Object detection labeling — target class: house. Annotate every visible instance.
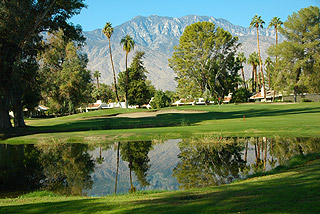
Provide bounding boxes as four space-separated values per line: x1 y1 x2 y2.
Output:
223 93 233 104
249 88 283 102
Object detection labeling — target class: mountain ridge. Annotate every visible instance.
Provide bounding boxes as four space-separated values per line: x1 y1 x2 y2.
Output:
83 15 282 91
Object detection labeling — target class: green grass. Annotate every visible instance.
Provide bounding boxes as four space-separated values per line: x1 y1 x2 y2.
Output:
1 154 319 213
1 102 320 143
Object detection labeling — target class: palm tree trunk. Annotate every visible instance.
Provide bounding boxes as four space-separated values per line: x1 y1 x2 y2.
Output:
254 66 258 92
268 65 271 90
115 142 120 194
252 66 255 92
273 28 278 102
256 27 266 99
125 51 128 109
241 67 246 89
96 77 99 89
108 38 120 103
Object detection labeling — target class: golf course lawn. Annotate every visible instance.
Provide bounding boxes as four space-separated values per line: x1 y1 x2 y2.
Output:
1 154 319 214
1 102 320 143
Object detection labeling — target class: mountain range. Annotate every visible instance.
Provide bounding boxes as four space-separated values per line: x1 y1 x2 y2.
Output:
83 15 283 91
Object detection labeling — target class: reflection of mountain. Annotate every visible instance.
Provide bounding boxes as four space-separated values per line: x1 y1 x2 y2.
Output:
87 139 181 196
84 15 284 91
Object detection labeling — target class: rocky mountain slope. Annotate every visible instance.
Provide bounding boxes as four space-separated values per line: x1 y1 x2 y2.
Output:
83 15 283 91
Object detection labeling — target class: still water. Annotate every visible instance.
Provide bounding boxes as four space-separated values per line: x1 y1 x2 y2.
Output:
1 137 319 197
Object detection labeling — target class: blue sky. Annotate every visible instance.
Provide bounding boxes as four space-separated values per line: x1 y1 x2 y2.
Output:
70 0 320 31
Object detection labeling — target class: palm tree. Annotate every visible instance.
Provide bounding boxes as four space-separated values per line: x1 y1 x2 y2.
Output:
250 15 266 99
248 52 259 92
264 57 273 90
120 35 135 108
268 17 283 101
237 52 247 89
103 22 120 102
93 70 101 89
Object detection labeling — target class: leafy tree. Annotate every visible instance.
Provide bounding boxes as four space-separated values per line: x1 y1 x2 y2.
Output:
267 6 320 101
250 15 266 99
150 90 172 109
120 35 135 108
231 88 250 103
91 83 115 103
169 22 241 101
0 0 86 129
38 30 92 114
103 22 120 103
118 51 153 107
247 52 259 92
237 52 247 89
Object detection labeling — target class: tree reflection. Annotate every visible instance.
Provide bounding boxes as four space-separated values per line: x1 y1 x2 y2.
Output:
120 141 152 193
173 138 246 189
0 144 43 193
36 142 95 196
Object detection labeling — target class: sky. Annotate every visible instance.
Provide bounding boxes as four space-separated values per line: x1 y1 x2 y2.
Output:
70 0 320 31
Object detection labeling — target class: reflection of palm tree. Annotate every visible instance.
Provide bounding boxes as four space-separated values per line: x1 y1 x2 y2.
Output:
244 140 248 162
115 142 120 194
96 145 104 164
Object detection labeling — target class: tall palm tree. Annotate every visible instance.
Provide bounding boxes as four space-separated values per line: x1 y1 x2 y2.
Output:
93 70 101 89
250 15 266 99
237 52 247 89
120 35 135 108
264 57 273 90
248 52 259 92
268 17 283 101
103 22 120 102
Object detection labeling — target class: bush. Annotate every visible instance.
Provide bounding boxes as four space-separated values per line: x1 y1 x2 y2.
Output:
149 90 171 109
302 98 313 102
230 88 250 103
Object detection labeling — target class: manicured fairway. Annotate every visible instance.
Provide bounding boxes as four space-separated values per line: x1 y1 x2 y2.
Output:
1 102 320 143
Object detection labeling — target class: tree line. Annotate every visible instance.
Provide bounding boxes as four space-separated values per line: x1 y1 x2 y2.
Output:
170 6 320 103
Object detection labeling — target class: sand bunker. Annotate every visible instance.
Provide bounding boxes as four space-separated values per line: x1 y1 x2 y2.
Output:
114 109 207 118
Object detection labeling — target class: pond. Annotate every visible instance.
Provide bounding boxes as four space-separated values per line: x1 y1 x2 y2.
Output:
1 137 319 197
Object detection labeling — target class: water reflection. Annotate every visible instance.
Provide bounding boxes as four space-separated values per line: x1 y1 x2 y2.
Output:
173 138 246 188
0 137 319 197
35 142 95 195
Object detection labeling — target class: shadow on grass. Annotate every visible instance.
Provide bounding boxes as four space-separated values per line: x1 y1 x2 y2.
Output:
1 105 320 140
1 160 319 214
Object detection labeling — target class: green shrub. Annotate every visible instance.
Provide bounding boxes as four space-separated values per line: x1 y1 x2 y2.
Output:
150 90 171 109
230 88 250 103
302 98 313 102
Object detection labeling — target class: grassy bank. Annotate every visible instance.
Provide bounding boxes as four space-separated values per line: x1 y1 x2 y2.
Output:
1 154 319 213
1 102 320 143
